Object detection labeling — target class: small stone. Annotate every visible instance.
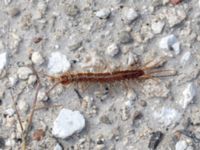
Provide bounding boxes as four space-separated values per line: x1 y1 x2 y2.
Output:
4 108 15 117
0 90 4 99
148 131 163 150
37 90 48 101
199 0 200 8
28 75 37 85
54 143 63 150
8 7 20 17
127 90 137 101
179 83 196 109
17 67 32 80
151 20 165 34
31 51 44 65
0 52 7 72
121 106 129 121
133 111 143 121
166 8 186 27
48 52 71 74
180 51 192 66
175 140 187 150
159 34 181 55
32 129 45 141
100 115 111 124
106 43 119 57
4 0 12 5
153 107 181 127
5 138 15 147
95 144 105 150
65 4 79 17
170 0 182 5
18 100 29 113
124 100 133 108
124 8 138 23
32 37 43 44
52 108 85 139
0 40 4 49
96 8 111 19
139 100 147 107
8 75 18 87
118 31 133 44
68 40 82 51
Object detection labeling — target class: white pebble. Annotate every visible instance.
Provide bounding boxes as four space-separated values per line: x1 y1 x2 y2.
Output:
0 40 4 49
48 51 71 74
126 90 136 101
96 8 111 19
124 100 133 108
5 138 15 147
54 143 63 150
8 75 18 87
171 42 180 55
166 8 186 27
151 21 165 34
175 140 188 150
17 67 33 80
52 108 85 139
5 108 15 117
0 52 7 71
179 83 196 109
199 0 200 8
124 8 138 23
159 34 181 55
154 107 181 127
106 43 119 57
4 0 12 5
28 75 37 85
37 90 48 101
180 51 192 66
18 100 29 113
31 52 44 65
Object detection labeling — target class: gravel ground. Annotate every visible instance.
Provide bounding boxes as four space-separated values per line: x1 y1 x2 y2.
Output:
1 0 200 150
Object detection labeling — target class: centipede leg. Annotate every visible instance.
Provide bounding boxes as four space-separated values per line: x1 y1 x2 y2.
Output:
139 74 160 84
78 82 90 93
46 82 60 96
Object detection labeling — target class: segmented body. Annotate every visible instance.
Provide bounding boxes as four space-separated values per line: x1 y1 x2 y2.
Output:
54 69 145 85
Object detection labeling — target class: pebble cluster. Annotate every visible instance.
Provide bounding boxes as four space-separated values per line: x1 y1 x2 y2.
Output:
0 0 200 149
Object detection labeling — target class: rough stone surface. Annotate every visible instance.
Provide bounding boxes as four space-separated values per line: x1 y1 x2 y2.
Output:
1 1 200 149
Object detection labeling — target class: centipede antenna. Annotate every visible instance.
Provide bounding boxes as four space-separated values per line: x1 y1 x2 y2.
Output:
147 69 177 77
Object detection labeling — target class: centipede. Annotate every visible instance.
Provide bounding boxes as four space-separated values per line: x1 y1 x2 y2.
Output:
48 61 175 86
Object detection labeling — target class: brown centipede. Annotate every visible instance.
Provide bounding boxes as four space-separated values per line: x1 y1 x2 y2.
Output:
48 61 176 86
